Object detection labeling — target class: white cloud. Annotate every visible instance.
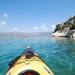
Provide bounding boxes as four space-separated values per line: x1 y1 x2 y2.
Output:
34 23 49 32
0 13 9 32
11 27 20 32
0 21 7 27
0 13 8 27
34 26 38 30
11 27 27 32
3 13 8 18
2 21 7 25
40 25 48 31
34 23 56 32
51 25 56 30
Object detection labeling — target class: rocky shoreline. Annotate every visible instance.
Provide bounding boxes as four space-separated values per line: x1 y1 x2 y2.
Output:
52 30 75 38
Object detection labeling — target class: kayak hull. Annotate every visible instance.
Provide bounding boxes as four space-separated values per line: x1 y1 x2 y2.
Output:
6 48 54 75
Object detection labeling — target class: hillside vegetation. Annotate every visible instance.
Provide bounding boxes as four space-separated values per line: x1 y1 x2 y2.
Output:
54 16 75 32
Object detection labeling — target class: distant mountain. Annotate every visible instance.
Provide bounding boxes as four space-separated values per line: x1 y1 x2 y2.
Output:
0 32 28 37
0 32 51 37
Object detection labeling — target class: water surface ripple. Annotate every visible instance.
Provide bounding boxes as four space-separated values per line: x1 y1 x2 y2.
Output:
0 36 75 75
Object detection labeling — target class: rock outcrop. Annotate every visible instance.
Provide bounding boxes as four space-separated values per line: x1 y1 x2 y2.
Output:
52 16 75 38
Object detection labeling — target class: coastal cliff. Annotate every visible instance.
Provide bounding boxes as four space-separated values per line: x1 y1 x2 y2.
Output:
52 16 75 37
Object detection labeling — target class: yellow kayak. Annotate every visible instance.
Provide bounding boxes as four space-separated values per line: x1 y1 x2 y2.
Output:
6 47 54 75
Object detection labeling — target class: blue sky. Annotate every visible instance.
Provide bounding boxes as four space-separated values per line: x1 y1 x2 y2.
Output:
0 0 75 32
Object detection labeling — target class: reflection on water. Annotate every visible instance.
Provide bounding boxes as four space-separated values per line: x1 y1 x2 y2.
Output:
0 36 75 75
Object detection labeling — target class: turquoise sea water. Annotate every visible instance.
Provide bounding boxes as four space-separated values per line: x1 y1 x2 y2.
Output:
0 35 75 75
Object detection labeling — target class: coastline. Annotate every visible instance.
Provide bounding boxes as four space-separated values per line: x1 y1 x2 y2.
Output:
51 30 75 38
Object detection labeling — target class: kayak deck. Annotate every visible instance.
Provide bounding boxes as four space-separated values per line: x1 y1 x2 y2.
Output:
6 48 54 75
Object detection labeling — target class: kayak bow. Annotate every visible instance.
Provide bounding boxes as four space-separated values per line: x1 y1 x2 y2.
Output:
6 47 54 75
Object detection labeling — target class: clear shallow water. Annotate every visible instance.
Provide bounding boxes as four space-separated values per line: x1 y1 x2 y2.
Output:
0 36 75 75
